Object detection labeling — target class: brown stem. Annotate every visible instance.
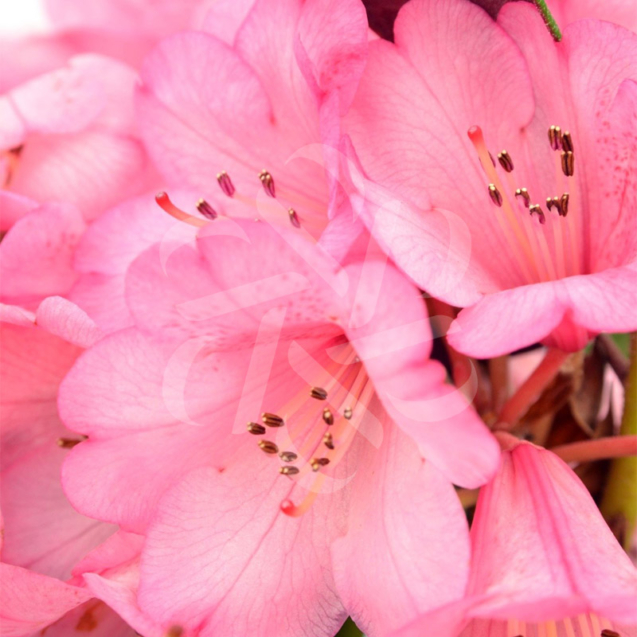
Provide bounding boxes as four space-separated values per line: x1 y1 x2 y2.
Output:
551 435 637 464
595 334 629 383
496 349 569 429
489 356 509 414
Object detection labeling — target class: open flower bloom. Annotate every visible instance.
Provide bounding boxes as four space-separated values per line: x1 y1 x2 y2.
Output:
344 0 637 357
392 439 637 637
59 217 498 636
0 54 155 221
136 0 369 245
0 312 139 637
67 191 199 334
0 191 137 634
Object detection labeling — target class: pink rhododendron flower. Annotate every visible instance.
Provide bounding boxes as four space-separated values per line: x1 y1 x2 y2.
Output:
136 0 369 246
344 0 637 356
59 217 498 636
0 0 221 93
0 54 155 221
0 192 135 635
392 439 637 637
0 315 138 637
68 191 199 334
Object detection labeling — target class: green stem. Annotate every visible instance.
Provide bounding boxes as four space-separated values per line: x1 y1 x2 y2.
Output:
335 618 363 637
533 0 562 42
601 332 637 550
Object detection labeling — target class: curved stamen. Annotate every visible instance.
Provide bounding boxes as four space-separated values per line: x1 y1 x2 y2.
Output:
155 192 208 228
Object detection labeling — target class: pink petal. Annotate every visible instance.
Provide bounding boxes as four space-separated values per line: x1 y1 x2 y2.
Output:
550 0 637 40
390 599 476 637
468 443 637 623
59 328 248 531
0 202 86 306
137 458 348 637
35 296 101 348
136 32 277 200
137 13 331 234
0 57 104 147
344 0 535 303
201 0 257 44
0 192 38 232
125 220 342 347
449 263 637 357
0 304 36 327
295 0 368 115
70 192 198 333
499 7 637 277
342 261 499 487
83 568 165 637
332 423 471 636
9 129 151 222
0 564 91 637
0 322 115 581
35 600 137 637
45 0 211 39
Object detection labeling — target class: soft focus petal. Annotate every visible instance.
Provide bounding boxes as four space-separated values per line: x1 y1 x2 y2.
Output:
0 202 86 307
342 260 499 487
468 442 637 623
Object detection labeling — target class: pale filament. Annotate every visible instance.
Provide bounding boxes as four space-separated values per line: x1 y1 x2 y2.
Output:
503 168 557 281
468 127 540 283
282 379 374 518
469 123 584 286
504 614 618 637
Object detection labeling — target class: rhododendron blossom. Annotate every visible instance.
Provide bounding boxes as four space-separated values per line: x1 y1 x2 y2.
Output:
136 0 369 250
345 0 637 356
0 54 154 221
392 439 637 637
58 217 498 636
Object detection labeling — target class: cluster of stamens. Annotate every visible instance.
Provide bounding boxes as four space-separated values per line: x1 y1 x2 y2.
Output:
471 124 575 226
242 348 367 517
247 384 349 480
155 168 302 230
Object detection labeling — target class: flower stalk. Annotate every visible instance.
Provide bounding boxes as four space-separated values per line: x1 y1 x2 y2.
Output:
533 0 562 42
497 349 569 429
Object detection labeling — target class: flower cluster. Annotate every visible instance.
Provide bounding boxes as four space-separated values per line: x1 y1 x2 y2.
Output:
1 0 636 636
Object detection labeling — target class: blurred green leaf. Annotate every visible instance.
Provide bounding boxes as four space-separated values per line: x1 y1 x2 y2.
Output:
611 333 631 357
335 618 364 637
602 332 637 550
